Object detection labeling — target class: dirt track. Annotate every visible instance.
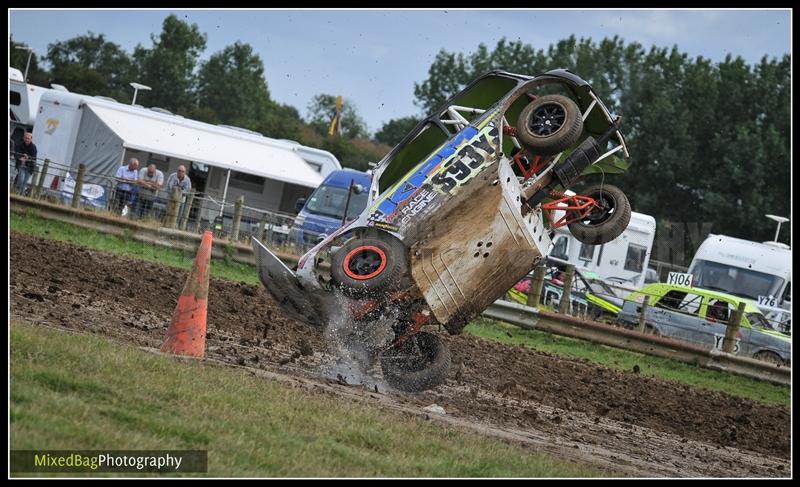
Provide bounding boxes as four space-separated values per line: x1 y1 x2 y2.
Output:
10 232 791 477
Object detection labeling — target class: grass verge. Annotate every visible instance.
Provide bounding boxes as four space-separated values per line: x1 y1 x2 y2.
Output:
11 211 257 285
10 321 608 477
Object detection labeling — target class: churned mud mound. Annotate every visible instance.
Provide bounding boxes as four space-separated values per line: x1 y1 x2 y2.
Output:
10 232 791 476
441 336 790 457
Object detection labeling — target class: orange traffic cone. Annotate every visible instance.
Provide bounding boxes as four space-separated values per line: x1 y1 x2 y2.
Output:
161 230 213 357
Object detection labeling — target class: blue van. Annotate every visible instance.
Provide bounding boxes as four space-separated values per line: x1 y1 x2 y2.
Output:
290 169 371 248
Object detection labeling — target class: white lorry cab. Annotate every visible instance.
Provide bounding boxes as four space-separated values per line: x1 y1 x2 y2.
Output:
549 210 656 291
688 233 791 332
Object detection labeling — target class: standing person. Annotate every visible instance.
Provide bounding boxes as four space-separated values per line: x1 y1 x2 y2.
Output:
136 163 164 219
165 165 192 223
113 158 139 214
13 131 37 195
9 138 15 188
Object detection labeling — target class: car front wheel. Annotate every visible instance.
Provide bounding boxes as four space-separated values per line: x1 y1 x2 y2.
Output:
753 350 786 366
380 332 451 392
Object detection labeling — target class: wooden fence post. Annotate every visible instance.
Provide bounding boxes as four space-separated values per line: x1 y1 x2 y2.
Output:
33 158 50 198
526 265 546 308
71 164 86 209
165 186 181 229
558 264 575 314
179 190 195 230
722 302 746 353
231 195 245 241
637 296 651 332
257 211 268 242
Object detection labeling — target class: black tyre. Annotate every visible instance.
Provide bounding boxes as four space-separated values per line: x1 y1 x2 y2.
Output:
516 94 583 156
330 231 408 297
754 350 786 366
644 324 661 337
380 332 451 392
568 184 631 245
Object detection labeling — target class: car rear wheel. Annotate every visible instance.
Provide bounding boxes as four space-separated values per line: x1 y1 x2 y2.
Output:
516 94 583 156
568 184 631 245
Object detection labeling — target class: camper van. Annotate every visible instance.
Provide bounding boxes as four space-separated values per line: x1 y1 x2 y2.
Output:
549 211 656 290
688 234 791 332
290 168 372 247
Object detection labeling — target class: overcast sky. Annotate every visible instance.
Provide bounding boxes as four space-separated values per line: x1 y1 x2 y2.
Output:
9 9 792 134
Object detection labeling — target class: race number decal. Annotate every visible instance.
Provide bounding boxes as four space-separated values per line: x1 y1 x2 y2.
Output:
757 295 777 307
431 124 499 192
713 335 740 353
667 272 693 287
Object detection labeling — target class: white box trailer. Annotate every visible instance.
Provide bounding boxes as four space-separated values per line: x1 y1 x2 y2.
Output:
30 89 330 216
9 68 50 128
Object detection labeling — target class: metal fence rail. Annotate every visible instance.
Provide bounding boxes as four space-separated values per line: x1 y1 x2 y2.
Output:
483 300 791 386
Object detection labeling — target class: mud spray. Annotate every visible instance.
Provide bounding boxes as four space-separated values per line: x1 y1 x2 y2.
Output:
319 292 395 389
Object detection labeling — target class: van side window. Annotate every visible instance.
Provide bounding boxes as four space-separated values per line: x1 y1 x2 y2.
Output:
624 244 647 272
579 243 595 261
551 236 568 260
11 91 21 106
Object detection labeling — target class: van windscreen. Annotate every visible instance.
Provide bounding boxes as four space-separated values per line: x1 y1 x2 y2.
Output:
692 259 785 300
305 184 368 220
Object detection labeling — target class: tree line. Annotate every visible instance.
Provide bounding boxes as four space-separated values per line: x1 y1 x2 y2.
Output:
11 15 390 172
11 17 790 256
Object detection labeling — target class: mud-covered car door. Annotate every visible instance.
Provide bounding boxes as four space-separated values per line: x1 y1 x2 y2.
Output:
649 290 720 347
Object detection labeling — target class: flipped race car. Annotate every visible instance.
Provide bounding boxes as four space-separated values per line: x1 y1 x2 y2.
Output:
253 69 632 391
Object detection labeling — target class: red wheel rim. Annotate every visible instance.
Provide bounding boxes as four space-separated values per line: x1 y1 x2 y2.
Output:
343 245 387 280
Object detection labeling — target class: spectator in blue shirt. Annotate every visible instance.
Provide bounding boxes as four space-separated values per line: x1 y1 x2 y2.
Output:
113 158 139 214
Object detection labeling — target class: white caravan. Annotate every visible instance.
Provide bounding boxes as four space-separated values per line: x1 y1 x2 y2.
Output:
549 210 657 290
